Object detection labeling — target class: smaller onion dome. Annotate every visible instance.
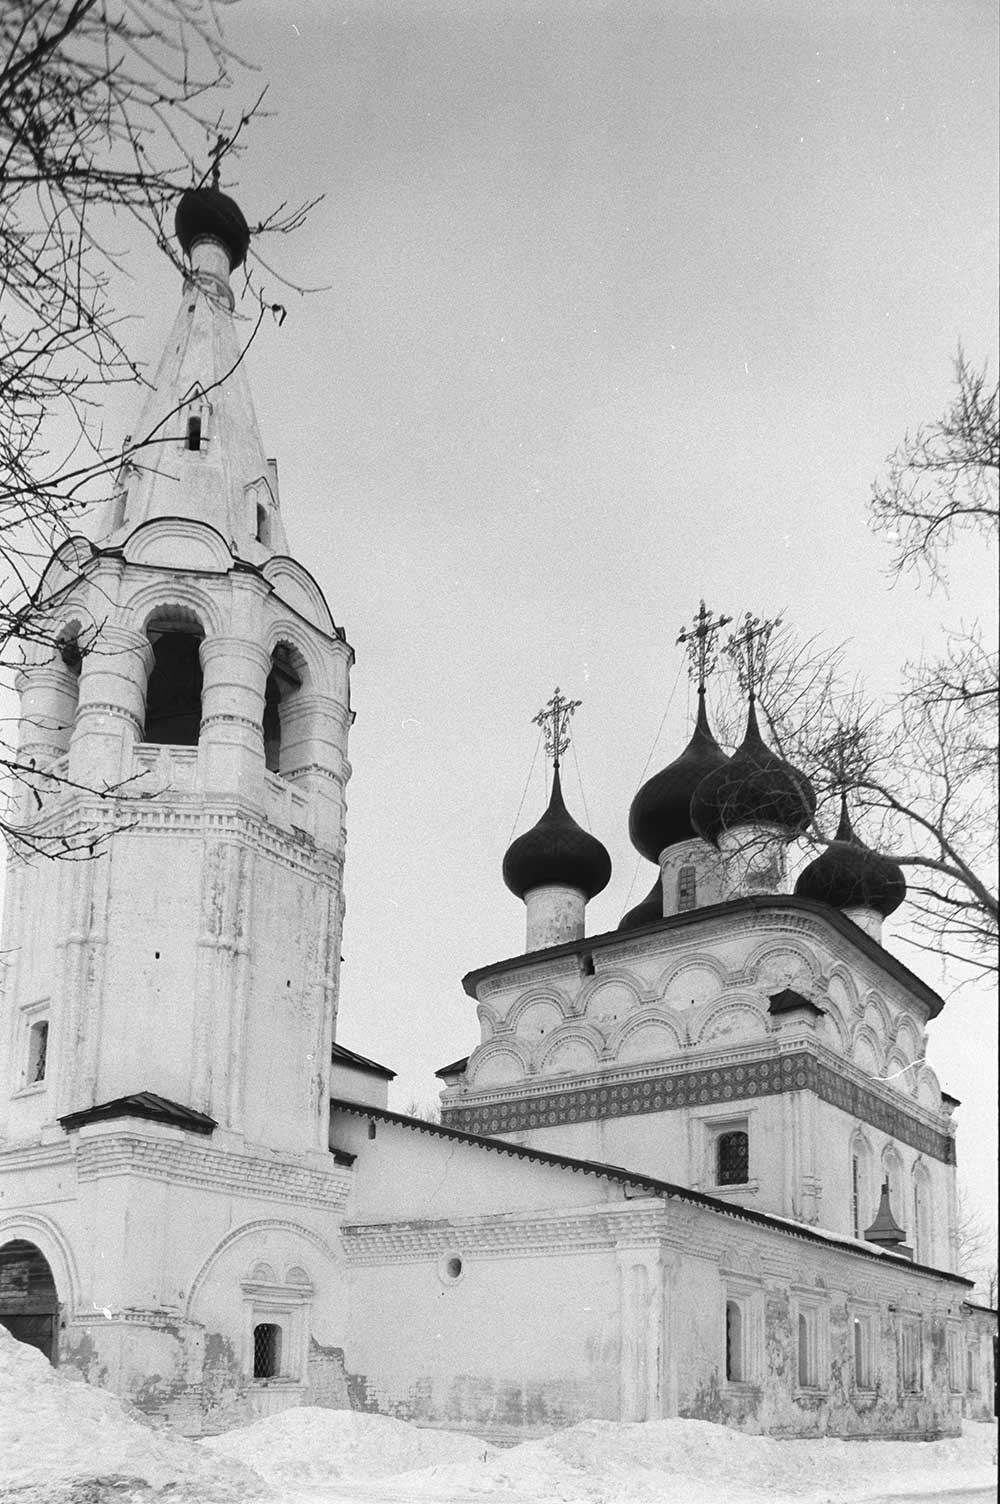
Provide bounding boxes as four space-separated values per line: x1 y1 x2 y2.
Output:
690 699 816 846
617 875 663 931
628 691 730 861
175 187 251 270
503 766 611 901
794 797 906 917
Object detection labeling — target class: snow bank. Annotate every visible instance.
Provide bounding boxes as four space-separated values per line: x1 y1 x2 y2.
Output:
203 1406 997 1504
201 1405 499 1485
384 1417 998 1504
0 1327 272 1504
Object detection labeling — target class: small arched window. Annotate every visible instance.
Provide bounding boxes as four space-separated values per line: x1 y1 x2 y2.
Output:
263 643 304 776
716 1130 749 1186
252 1322 281 1380
143 618 204 746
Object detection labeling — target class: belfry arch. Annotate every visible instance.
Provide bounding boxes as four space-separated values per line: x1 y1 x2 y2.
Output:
142 608 206 746
0 1240 59 1364
264 640 307 777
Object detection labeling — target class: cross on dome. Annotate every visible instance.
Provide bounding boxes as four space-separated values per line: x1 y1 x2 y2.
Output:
531 688 581 769
725 611 782 701
676 600 732 691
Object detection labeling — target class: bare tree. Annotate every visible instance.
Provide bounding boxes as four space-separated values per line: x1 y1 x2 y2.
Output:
707 351 998 977
1 1 313 854
870 349 999 588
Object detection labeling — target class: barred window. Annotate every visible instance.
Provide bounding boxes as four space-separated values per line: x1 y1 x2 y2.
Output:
253 1322 281 1380
717 1130 749 1186
677 865 697 912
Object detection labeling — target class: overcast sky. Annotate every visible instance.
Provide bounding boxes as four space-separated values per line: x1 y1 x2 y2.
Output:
89 1 999 1243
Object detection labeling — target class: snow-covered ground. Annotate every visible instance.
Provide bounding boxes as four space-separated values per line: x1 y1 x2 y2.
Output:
1 1328 995 1504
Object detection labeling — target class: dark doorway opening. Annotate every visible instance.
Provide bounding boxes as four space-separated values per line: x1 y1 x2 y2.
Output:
0 1240 58 1365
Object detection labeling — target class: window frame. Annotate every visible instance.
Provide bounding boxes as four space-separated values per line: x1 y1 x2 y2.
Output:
849 1304 878 1393
241 1263 314 1387
898 1313 923 1395
14 1002 52 1096
792 1292 828 1393
722 1276 763 1388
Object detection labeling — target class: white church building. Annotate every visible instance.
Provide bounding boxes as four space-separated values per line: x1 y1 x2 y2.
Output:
0 188 994 1441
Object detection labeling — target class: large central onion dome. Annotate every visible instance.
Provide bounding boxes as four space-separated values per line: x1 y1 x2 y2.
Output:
503 766 612 901
690 699 816 845
628 691 730 862
175 186 251 270
795 796 906 916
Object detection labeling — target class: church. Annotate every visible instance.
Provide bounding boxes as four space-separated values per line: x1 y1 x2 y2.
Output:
0 187 994 1441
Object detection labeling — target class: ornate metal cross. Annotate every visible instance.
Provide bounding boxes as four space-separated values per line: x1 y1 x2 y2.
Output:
725 612 782 699
676 600 732 689
532 688 581 769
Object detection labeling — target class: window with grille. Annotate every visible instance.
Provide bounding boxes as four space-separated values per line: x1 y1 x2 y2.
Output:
677 865 697 912
27 1021 48 1085
725 1300 744 1382
252 1322 281 1379
899 1318 922 1393
716 1130 749 1186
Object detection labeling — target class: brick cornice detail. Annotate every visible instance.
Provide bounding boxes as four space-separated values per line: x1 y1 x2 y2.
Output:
75 1133 353 1208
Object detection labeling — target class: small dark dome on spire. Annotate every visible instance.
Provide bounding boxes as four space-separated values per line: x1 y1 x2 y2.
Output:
690 699 816 846
629 692 730 862
175 187 250 271
617 875 663 931
795 797 906 917
503 766 611 902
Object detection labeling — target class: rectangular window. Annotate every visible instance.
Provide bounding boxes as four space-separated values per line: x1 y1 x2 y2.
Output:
795 1304 826 1389
717 1130 749 1186
967 1343 980 1395
677 865 697 912
852 1314 875 1390
27 1020 49 1085
725 1300 744 1382
899 1317 922 1393
851 1156 861 1239
947 1328 964 1393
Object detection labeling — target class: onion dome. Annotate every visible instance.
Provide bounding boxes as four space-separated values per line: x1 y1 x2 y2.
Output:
690 699 816 846
628 691 730 861
795 797 906 917
617 875 663 931
503 766 611 901
175 187 251 270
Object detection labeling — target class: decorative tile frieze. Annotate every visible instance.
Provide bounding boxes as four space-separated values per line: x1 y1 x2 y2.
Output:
75 1133 353 1208
441 1050 954 1163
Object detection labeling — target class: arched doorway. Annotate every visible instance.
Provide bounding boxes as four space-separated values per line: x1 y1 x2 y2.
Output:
0 1240 59 1364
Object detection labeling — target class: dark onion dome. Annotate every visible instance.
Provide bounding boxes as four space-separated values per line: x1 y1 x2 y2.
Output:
617 875 663 931
794 796 906 917
628 691 730 861
503 766 611 901
690 698 816 846
175 187 251 270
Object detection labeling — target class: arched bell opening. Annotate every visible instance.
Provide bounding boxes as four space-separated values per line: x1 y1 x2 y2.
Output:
143 611 206 746
264 641 306 777
0 1240 59 1365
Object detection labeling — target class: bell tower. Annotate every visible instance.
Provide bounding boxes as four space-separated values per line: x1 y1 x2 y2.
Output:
0 189 357 1425
2 188 352 1156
